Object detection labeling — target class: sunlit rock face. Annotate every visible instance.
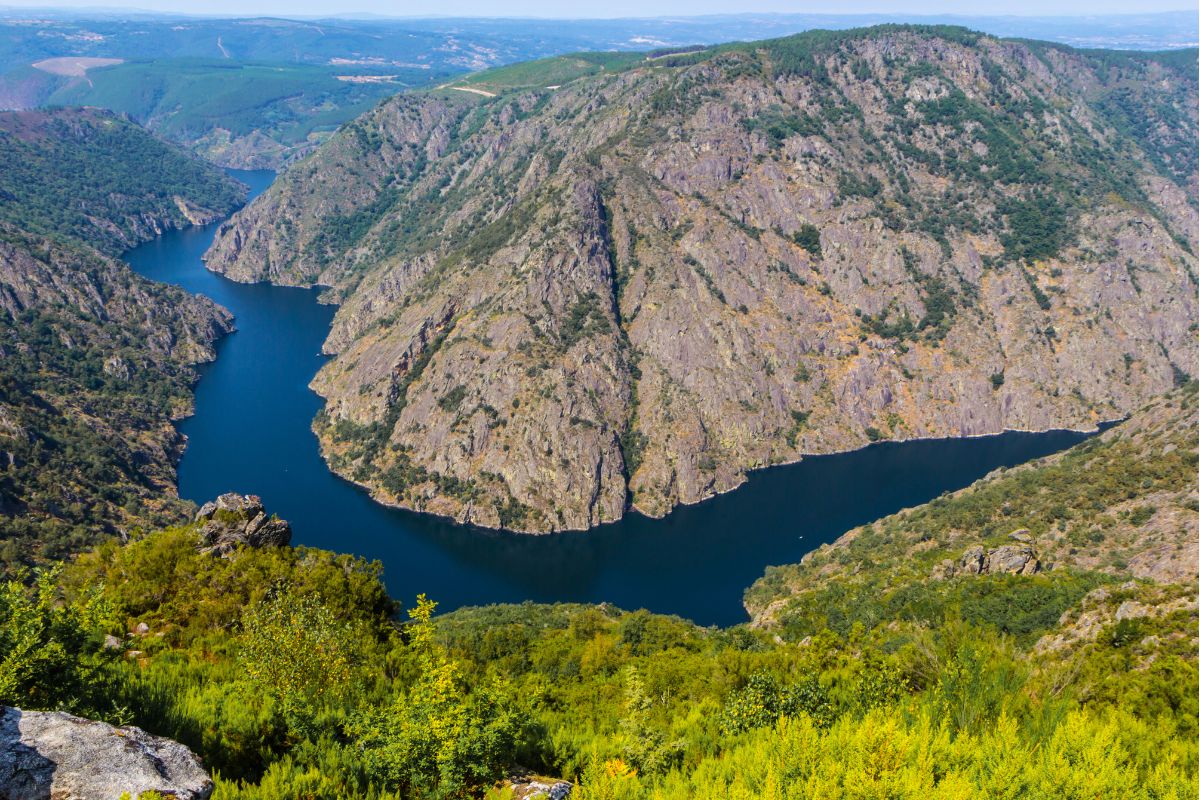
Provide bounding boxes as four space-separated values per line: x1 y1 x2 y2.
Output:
207 28 1198 532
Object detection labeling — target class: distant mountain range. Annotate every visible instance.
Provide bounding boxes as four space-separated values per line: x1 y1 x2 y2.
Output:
0 9 1195 57
0 10 1192 167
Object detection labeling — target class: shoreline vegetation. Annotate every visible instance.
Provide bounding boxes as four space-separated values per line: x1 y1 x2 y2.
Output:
316 421 1111 536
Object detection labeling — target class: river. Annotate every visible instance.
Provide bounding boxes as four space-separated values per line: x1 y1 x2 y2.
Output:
123 169 1097 626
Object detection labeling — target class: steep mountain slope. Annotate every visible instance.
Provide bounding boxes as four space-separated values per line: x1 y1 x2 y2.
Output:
746 385 1198 639
207 27 1199 532
0 108 242 571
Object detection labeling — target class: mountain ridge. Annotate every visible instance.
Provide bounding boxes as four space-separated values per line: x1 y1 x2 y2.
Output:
206 25 1199 532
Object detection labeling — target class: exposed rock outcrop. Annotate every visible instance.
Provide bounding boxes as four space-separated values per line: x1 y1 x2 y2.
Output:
1033 582 1198 655
506 776 573 800
934 542 1040 579
207 28 1198 533
0 706 213 800
196 493 292 555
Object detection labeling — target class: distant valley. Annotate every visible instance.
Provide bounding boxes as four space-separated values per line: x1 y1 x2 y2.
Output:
0 11 1194 167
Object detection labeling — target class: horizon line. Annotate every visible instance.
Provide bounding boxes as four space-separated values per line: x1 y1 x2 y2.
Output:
0 6 1196 21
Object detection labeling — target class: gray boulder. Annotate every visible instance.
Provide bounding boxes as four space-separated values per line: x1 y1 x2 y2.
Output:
983 544 1039 575
1115 600 1150 621
958 545 986 575
934 543 1040 579
195 493 291 556
507 777 573 800
0 706 213 800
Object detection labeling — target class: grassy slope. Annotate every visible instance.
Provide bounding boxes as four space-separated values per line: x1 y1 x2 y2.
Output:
443 51 646 94
746 384 1197 654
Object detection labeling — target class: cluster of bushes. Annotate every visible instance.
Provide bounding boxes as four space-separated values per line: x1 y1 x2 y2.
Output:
856 248 957 344
559 292 612 349
0 497 1194 799
1000 195 1071 264
742 108 822 147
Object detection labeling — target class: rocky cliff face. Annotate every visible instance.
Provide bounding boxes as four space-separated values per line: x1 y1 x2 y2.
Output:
0 109 242 571
0 224 234 569
0 706 213 800
207 27 1199 532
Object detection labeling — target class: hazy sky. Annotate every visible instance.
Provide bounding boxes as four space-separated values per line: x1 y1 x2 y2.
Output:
2 0 1193 17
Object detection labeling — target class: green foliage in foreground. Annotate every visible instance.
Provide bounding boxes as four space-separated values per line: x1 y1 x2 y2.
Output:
600 708 1195 800
0 518 1193 799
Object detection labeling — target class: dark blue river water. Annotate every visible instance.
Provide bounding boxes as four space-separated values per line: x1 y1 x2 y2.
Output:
124 169 1096 626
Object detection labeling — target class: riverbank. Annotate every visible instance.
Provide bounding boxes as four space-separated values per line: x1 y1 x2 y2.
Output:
123 170 1101 625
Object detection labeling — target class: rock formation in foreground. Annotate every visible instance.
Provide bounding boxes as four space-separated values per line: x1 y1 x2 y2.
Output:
196 492 293 555
0 706 213 800
207 27 1199 532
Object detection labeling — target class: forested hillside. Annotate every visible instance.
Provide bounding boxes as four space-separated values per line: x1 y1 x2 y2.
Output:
0 108 243 572
0 108 242 252
208 26 1199 533
1 386 1194 798
4 60 441 170
747 388 1198 631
